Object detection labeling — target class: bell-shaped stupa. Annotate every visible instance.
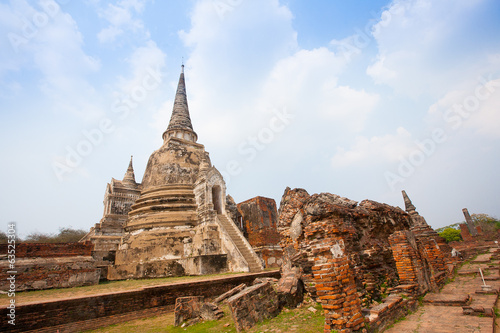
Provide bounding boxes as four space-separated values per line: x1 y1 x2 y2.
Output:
107 66 262 279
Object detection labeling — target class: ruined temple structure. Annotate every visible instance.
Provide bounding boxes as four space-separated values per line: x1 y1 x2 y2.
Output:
236 196 283 268
80 157 141 278
277 187 455 332
104 66 263 280
394 190 454 292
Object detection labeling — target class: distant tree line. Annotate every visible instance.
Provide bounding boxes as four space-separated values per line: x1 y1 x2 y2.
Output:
0 226 87 244
437 213 500 243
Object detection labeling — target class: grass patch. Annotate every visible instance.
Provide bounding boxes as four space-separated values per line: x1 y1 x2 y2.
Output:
385 314 408 330
248 300 324 333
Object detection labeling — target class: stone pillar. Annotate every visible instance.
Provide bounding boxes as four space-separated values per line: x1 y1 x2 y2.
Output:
462 208 478 236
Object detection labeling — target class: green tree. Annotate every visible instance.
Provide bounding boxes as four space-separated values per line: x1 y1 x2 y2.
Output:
439 228 462 243
472 213 500 229
24 231 56 243
23 227 87 243
0 231 8 244
54 227 87 243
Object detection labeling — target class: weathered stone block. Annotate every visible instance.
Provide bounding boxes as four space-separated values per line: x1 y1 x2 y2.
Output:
200 302 224 321
227 282 281 332
214 283 247 303
276 266 304 308
174 296 204 326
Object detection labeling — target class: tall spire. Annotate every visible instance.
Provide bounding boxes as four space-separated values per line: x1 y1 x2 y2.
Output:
122 156 136 186
162 65 198 143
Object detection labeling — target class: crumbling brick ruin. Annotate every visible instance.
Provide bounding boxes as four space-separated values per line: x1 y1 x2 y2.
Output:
277 187 454 332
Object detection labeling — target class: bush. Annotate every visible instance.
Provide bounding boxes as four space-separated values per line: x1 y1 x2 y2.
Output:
439 228 462 243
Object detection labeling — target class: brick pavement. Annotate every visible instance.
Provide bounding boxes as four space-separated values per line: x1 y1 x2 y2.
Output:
385 249 499 333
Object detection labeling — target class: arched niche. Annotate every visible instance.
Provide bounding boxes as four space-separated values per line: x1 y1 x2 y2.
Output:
212 185 223 214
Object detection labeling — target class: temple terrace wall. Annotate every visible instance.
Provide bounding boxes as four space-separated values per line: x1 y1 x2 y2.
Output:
0 270 280 333
0 242 99 292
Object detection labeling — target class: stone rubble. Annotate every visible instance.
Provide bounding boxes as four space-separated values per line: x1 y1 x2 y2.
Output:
213 283 247 303
227 281 281 332
174 296 224 327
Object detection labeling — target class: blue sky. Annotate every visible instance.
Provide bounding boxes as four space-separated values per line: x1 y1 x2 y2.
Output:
1 0 499 237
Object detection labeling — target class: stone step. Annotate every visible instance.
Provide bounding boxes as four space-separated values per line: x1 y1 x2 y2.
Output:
217 214 262 272
423 293 471 306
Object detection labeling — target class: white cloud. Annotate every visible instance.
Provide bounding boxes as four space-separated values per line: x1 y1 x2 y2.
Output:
257 48 379 132
427 77 500 138
174 0 298 144
96 0 148 43
0 1 104 120
116 40 166 93
331 127 414 167
174 0 380 149
368 0 499 98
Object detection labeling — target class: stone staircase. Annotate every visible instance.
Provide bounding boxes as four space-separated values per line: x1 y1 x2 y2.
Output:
217 214 263 272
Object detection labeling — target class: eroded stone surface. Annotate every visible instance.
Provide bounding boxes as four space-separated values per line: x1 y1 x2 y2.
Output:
174 296 203 326
81 157 141 279
200 302 224 321
214 283 247 303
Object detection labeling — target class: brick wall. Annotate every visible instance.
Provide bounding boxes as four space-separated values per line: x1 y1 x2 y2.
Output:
388 231 429 293
0 271 280 333
0 242 94 258
313 255 364 332
237 196 281 248
237 196 283 268
0 257 99 291
278 189 412 304
227 281 281 332
0 242 99 291
460 223 474 241
388 228 452 295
